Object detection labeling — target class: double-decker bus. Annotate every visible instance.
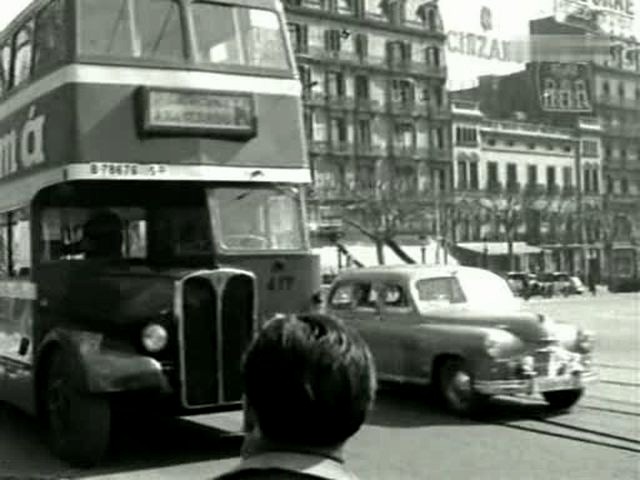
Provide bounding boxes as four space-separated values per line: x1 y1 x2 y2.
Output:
0 0 320 466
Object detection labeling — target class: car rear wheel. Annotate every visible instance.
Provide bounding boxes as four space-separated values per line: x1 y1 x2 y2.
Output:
438 358 487 416
45 351 111 467
543 389 583 411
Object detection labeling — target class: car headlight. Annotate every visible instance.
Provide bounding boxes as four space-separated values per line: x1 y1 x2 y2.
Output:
576 329 595 353
484 329 514 358
142 324 168 352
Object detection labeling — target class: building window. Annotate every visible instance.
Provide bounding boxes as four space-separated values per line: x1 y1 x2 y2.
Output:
288 23 308 54
527 165 537 186
391 78 414 105
618 83 625 99
355 33 368 58
563 144 572 153
602 80 610 96
469 162 479 190
455 127 477 146
330 116 348 145
434 127 444 149
621 178 629 194
583 168 591 193
394 122 414 152
387 41 410 64
356 118 371 148
527 143 535 150
606 175 613 193
426 46 441 67
327 71 345 97
457 160 467 189
582 139 599 157
325 29 341 52
354 75 369 100
563 166 572 190
486 138 496 146
487 162 499 190
506 163 517 190
592 169 599 193
336 0 355 15
0 43 10 97
546 166 556 192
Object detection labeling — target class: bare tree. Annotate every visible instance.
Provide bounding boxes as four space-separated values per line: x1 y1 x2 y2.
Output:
338 177 437 265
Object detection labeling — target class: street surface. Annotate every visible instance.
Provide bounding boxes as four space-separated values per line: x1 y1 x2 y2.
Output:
0 292 638 480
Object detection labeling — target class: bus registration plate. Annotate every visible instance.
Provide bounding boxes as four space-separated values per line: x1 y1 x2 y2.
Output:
89 162 167 178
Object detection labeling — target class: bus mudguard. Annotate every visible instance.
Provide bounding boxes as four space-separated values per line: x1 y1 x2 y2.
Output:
36 328 171 394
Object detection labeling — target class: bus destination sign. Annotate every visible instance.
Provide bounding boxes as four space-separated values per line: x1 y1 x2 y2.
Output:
139 88 256 139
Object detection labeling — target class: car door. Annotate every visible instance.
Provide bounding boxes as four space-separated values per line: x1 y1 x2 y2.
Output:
327 280 395 377
379 282 427 383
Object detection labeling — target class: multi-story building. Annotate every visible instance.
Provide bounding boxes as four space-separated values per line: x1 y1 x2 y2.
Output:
283 0 452 245
451 99 604 275
529 16 640 250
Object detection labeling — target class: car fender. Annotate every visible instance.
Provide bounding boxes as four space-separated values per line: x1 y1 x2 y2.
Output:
414 323 523 377
35 328 170 395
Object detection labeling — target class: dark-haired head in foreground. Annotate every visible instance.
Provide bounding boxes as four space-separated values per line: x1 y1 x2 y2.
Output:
214 313 376 480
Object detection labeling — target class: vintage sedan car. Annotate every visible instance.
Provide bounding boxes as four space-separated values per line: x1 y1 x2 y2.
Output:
325 265 597 415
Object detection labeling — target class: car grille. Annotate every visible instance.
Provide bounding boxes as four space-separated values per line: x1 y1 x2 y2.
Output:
179 272 255 408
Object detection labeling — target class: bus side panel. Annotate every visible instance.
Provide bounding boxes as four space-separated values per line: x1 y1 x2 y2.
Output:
0 279 37 414
74 83 307 170
0 84 76 186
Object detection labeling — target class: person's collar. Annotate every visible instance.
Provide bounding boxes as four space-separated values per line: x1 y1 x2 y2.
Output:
234 451 358 480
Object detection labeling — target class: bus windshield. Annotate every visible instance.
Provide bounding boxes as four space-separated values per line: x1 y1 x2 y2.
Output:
77 0 290 70
208 186 305 251
38 184 306 263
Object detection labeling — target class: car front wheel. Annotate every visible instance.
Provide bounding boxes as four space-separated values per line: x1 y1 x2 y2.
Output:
45 351 111 466
438 358 488 416
543 389 583 411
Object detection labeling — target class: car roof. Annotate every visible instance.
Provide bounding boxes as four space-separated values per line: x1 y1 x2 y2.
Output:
331 264 491 284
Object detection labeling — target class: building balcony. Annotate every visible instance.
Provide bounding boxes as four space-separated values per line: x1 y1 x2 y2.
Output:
505 182 521 193
428 104 452 120
546 184 561 196
389 100 422 116
329 141 353 155
303 91 327 105
485 182 503 194
524 183 546 196
387 59 447 77
603 124 640 138
357 144 386 156
427 148 451 163
482 120 573 139
309 140 329 154
327 95 355 109
595 95 640 110
562 185 576 197
354 97 383 111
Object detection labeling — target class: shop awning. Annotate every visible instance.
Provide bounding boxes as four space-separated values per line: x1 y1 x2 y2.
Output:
456 241 546 256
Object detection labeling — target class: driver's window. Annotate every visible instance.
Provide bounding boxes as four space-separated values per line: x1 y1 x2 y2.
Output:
382 283 409 309
354 282 377 310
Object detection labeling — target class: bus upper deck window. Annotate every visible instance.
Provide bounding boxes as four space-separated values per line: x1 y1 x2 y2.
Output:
78 0 185 62
192 3 290 70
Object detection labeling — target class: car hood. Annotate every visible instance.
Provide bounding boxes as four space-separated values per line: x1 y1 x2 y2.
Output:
418 305 559 343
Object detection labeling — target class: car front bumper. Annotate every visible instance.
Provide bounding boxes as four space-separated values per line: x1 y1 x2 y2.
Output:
475 369 598 396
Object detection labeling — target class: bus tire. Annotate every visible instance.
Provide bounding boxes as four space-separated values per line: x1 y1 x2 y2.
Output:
45 350 111 467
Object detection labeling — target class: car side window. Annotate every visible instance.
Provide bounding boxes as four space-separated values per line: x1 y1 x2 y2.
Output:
354 282 377 310
416 277 466 304
328 283 355 310
382 283 409 309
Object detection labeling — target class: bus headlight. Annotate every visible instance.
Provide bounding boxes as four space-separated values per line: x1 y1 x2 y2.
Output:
142 324 168 352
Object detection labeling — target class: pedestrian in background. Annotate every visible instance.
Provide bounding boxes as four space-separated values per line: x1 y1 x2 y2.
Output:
214 313 377 480
588 272 597 296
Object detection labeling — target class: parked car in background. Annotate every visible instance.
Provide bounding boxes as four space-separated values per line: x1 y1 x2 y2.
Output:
569 276 586 294
506 271 541 298
325 265 597 416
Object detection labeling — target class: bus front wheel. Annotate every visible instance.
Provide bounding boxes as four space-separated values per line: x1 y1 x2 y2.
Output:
45 351 111 467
